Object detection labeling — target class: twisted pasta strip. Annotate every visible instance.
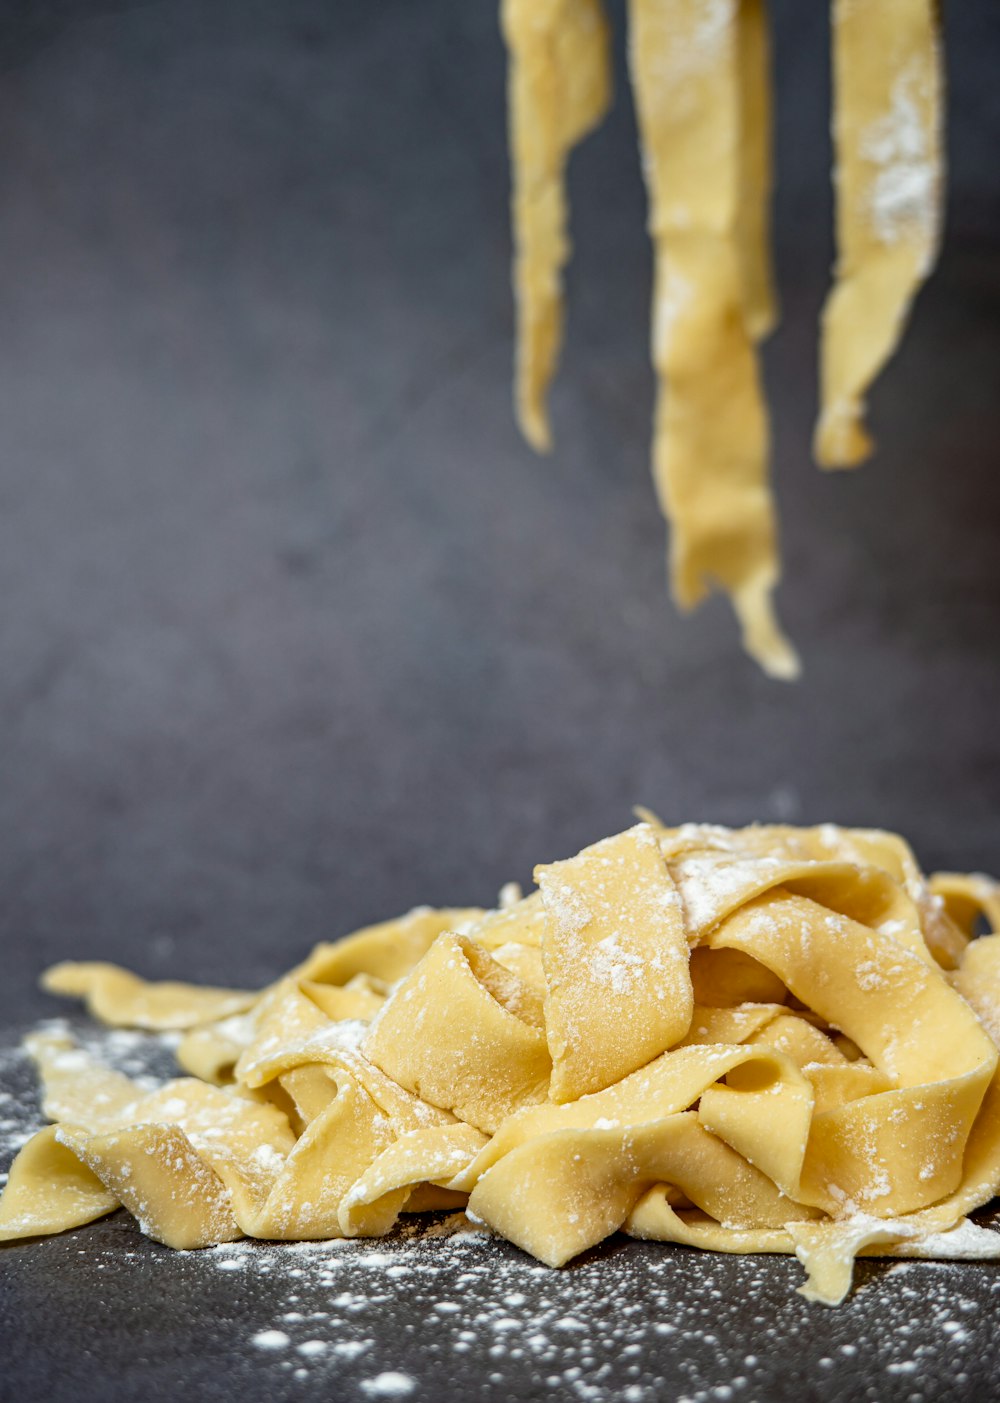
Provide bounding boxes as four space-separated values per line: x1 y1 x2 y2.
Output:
627 0 797 679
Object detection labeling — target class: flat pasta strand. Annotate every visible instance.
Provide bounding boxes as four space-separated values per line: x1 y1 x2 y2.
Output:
536 823 692 1100
735 0 778 339
814 0 943 468
502 0 612 451
41 962 255 1030
626 0 799 680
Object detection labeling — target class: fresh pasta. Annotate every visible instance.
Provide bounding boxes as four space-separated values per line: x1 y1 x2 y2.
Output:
502 0 612 454
626 0 798 681
3 820 1000 1305
815 0 943 469
501 1 944 671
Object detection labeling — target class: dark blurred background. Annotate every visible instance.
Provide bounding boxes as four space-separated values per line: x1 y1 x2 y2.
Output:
0 0 997 1021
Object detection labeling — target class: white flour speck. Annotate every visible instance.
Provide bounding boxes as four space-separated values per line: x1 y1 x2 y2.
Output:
360 1374 416 1398
252 1330 291 1351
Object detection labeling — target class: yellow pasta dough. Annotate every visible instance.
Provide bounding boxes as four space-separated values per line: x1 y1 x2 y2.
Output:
626 0 798 681
502 0 612 452
3 819 1000 1307
501 1 944 673
815 0 942 469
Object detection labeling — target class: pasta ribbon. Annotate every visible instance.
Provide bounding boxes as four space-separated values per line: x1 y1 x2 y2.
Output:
362 931 551 1132
41 962 254 1030
536 823 692 1100
503 0 612 451
735 0 778 340
626 0 798 680
814 0 943 467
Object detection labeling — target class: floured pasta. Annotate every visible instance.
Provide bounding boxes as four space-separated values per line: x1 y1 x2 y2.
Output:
626 0 798 681
501 1 944 671
3 821 1000 1306
503 0 612 453
815 0 943 469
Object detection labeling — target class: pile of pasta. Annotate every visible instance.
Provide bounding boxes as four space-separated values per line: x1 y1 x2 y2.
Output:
503 0 942 676
3 820 1000 1306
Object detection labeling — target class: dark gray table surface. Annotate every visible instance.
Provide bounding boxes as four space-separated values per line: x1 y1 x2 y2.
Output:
0 2 998 1399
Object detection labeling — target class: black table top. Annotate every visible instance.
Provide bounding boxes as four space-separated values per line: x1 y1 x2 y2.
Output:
1 2 998 1399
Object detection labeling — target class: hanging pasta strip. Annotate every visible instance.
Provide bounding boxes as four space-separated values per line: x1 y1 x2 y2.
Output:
627 0 798 679
735 0 778 340
501 0 612 452
814 0 943 468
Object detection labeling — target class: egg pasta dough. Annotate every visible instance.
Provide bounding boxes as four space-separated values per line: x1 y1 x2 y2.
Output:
3 821 1000 1305
502 0 943 673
